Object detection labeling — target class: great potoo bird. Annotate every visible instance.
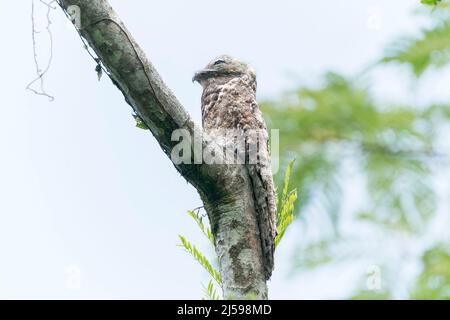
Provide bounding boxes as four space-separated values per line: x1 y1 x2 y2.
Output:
193 55 277 280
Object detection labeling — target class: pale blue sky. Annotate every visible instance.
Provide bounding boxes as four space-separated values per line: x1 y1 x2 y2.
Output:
0 0 446 299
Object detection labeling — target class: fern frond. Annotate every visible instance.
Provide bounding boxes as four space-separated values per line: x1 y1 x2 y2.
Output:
178 235 222 285
275 160 298 247
275 189 297 247
187 210 215 246
279 160 295 213
202 279 221 300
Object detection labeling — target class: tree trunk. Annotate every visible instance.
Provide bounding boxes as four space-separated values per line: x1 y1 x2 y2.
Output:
58 0 268 299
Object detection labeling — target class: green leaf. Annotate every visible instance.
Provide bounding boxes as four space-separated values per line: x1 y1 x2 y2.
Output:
202 279 221 300
275 160 298 247
133 114 149 130
420 0 442 5
187 210 215 246
177 235 222 285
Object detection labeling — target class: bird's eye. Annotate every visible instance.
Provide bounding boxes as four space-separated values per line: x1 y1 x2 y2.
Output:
214 59 226 66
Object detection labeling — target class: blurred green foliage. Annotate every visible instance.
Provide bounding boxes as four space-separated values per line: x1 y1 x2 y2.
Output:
382 21 450 76
385 1 450 76
412 243 450 299
261 6 450 299
262 73 443 234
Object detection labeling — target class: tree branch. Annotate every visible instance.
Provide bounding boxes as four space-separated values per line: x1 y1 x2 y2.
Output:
58 0 268 299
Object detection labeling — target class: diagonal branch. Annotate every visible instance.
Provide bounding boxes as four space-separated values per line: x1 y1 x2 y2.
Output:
57 0 269 299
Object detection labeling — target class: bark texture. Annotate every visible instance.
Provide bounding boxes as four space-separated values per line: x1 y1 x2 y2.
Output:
58 0 268 299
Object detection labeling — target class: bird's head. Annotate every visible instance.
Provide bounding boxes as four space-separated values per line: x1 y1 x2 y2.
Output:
193 55 256 87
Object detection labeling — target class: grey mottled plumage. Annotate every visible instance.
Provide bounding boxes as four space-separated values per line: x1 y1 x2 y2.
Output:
193 55 277 280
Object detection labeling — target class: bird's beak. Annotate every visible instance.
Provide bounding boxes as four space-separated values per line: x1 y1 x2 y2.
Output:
192 69 217 83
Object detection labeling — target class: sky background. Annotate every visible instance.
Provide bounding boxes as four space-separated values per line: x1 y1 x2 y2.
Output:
0 0 444 299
